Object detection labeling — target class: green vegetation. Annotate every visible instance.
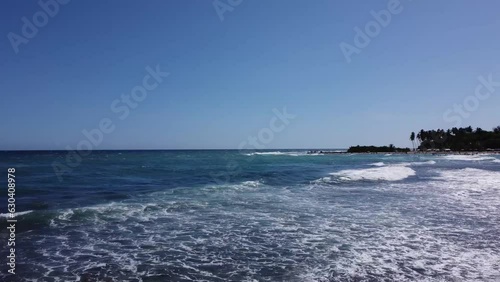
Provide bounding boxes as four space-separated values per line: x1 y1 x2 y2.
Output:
415 126 500 151
410 132 416 151
346 125 500 153
347 144 411 153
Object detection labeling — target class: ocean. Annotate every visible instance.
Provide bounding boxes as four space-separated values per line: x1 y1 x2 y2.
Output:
1 150 500 281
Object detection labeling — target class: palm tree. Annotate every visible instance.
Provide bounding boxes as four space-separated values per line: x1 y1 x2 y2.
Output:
410 132 415 151
420 129 425 141
416 132 422 150
418 129 426 150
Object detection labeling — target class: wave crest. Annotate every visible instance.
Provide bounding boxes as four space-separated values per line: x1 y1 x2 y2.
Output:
0 210 33 218
244 151 313 156
442 155 497 162
318 166 416 183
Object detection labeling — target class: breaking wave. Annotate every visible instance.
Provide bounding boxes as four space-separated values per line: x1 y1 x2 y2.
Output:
326 166 416 182
244 151 317 156
433 168 500 191
331 166 416 181
373 160 436 167
0 210 33 218
442 154 497 162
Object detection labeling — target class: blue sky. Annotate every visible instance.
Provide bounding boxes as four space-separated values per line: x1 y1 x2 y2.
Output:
1 0 500 150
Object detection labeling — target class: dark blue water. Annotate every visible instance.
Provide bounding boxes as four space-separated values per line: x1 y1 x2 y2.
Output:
1 150 500 281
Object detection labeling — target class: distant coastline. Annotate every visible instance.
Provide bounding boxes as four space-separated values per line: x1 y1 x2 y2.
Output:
307 150 500 155
410 126 500 152
309 125 500 155
346 145 410 153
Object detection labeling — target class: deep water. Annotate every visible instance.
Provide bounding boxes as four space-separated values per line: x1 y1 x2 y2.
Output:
1 150 499 281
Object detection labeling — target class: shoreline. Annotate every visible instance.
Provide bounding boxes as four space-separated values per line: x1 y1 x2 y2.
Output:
308 150 500 155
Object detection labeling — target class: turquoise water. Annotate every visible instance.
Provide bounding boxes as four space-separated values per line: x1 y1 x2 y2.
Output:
1 150 500 281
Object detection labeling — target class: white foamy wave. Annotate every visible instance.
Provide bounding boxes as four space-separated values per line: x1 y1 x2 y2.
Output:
0 210 33 218
442 155 497 162
493 159 500 163
244 151 310 156
202 180 265 193
391 160 436 166
245 151 286 156
434 168 500 191
311 177 333 184
408 160 436 166
430 168 500 207
329 166 416 182
371 160 435 167
240 180 262 187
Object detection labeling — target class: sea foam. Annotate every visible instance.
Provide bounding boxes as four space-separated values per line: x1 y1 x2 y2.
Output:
244 151 314 156
245 151 286 156
371 160 435 167
0 210 33 218
329 166 416 182
434 168 500 191
442 155 497 162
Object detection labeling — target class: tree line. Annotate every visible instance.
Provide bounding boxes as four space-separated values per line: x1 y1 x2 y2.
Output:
410 126 500 151
347 145 411 153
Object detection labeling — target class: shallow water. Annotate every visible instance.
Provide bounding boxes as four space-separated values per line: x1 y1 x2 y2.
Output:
1 150 499 281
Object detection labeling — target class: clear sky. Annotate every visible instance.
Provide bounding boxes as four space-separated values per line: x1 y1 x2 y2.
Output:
1 0 500 150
